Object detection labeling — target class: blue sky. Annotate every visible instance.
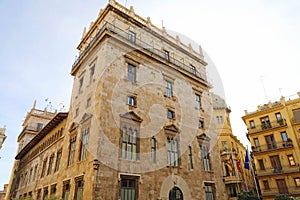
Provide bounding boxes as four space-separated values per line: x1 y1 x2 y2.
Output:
1 0 300 188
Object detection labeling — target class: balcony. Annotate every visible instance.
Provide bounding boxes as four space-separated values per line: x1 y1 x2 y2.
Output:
262 187 300 197
72 21 207 82
247 119 287 134
252 140 293 154
257 164 300 177
223 175 242 185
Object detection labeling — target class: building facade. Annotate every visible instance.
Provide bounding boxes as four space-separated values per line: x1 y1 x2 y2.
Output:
6 0 227 199
242 93 300 200
213 94 255 199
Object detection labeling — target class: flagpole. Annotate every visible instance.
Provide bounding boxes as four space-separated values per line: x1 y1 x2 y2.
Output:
247 146 260 198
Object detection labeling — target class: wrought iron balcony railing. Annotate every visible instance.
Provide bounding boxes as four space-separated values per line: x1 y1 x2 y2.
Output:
252 140 293 154
262 186 300 197
247 119 287 134
72 21 207 82
257 164 300 176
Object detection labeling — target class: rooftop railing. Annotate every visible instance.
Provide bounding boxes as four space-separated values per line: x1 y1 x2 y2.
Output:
72 21 207 82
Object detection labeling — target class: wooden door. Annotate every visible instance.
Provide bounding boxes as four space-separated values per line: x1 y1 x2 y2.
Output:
276 179 288 194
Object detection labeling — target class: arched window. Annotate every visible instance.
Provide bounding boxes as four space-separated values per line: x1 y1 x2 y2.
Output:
169 187 183 200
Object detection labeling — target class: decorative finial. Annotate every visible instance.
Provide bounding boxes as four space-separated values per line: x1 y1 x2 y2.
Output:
33 100 37 109
82 27 87 40
129 6 134 16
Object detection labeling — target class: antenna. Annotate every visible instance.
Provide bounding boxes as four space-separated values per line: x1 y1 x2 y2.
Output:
260 75 268 101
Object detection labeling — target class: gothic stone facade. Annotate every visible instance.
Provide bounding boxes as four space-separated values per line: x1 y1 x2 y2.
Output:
7 1 227 200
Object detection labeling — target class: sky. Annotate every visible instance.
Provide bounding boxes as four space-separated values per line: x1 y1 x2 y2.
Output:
1 0 300 189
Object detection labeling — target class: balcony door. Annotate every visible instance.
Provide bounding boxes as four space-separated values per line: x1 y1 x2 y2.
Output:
270 155 282 173
265 135 276 150
261 116 271 129
276 179 288 194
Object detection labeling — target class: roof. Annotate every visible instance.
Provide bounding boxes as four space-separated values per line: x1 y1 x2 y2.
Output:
15 112 68 160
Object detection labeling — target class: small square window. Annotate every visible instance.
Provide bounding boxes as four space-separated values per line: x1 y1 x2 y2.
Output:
164 50 169 61
199 120 204 129
128 31 136 43
127 96 136 106
167 109 175 119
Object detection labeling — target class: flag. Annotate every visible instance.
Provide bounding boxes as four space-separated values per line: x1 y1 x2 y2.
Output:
237 155 242 173
244 147 250 170
227 155 233 173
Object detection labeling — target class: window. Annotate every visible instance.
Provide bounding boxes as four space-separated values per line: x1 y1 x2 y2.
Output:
228 184 237 197
261 116 271 129
127 63 136 83
37 189 42 200
41 158 47 178
128 31 136 43
221 141 228 151
276 112 282 121
29 168 33 183
43 187 48 200
250 120 255 128
68 137 76 166
294 178 300 187
287 154 296 166
263 180 270 190
169 187 183 200
258 159 265 170
121 127 138 160
79 128 89 161
204 183 215 200
127 96 136 107
199 120 204 129
151 137 156 164
74 178 84 200
265 135 276 150
164 50 169 61
167 137 180 167
167 109 175 119
33 165 38 181
90 65 95 83
50 184 57 196
195 94 201 109
201 145 211 171
78 77 84 93
281 132 288 142
47 154 54 175
62 181 70 200
293 108 300 123
188 145 193 169
166 80 173 98
216 116 223 124
37 123 43 131
54 149 62 172
190 65 196 75
254 138 260 147
121 178 137 200
86 98 91 108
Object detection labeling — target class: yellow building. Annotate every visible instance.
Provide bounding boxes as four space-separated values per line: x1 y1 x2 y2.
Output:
213 94 255 199
242 92 300 200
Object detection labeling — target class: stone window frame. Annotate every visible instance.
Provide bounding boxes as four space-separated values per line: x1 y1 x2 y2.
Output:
78 113 92 162
119 112 142 161
47 153 54 175
62 180 71 200
119 173 140 200
164 125 180 167
151 137 157 164
188 145 194 170
41 157 48 178
54 148 62 172
197 134 211 171
74 176 84 200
